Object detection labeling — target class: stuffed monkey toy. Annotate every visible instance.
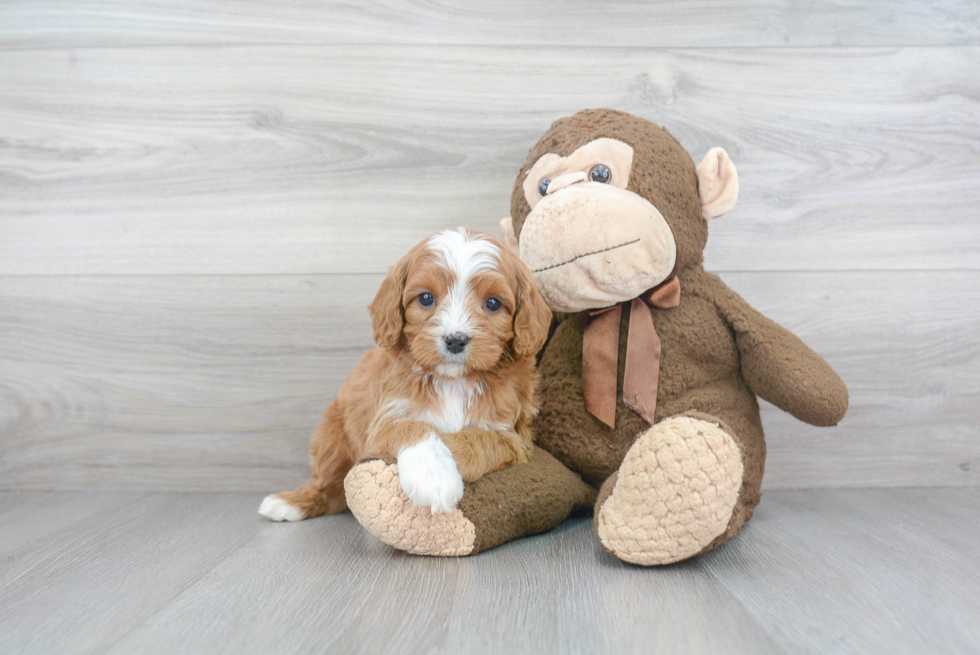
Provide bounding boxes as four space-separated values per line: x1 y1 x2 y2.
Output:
345 109 848 565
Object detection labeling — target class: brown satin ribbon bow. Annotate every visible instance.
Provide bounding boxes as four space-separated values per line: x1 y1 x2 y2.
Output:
582 275 681 429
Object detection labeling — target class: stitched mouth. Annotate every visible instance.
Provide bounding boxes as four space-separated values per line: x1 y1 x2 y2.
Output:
532 238 641 273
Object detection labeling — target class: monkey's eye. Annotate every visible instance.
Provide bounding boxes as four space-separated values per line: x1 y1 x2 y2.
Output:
589 164 611 184
418 293 435 307
537 178 550 196
484 298 502 312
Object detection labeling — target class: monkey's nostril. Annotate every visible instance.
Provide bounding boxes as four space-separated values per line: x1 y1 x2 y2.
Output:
444 332 469 354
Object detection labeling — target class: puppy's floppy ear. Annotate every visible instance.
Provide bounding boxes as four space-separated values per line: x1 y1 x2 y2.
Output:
369 251 413 350
511 255 552 360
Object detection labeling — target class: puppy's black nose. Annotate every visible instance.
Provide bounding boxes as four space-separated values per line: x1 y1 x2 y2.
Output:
444 332 469 354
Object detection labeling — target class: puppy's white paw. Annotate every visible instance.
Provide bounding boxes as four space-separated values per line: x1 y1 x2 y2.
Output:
258 494 306 521
397 433 464 514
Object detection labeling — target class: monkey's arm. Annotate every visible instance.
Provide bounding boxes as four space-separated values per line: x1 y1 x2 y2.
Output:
699 270 849 427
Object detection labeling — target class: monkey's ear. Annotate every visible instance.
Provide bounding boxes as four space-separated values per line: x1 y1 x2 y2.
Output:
696 147 739 220
499 217 520 255
369 253 411 350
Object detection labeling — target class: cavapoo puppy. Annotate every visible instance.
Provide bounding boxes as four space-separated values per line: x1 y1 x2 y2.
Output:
259 227 552 520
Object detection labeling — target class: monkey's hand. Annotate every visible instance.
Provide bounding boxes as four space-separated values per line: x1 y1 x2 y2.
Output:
706 272 849 427
735 312 848 426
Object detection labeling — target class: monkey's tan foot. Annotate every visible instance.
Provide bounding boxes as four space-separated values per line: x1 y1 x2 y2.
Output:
345 448 596 557
345 459 477 556
595 415 743 566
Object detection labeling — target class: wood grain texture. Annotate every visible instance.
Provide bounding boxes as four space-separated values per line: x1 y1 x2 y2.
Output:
2 7 978 495
0 493 266 655
0 489 976 654
732 271 980 489
706 488 980 653
437 539 784 655
105 514 786 655
1 270 976 491
0 494 261 653
0 274 376 492
1 46 978 275
0 490 148 556
1 1 978 49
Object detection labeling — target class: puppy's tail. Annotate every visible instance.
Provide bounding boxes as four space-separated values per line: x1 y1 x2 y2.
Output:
258 417 355 521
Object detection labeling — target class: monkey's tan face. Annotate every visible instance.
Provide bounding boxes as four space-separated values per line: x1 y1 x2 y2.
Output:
518 138 677 313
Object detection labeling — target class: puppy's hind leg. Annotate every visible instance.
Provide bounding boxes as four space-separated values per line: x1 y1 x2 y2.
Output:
259 411 355 522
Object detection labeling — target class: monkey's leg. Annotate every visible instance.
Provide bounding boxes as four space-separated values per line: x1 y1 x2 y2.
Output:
344 447 596 556
594 412 755 566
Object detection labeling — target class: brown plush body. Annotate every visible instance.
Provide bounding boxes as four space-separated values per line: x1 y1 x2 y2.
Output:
345 109 848 565
536 264 846 557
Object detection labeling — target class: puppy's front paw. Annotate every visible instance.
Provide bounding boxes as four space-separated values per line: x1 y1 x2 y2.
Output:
396 433 464 514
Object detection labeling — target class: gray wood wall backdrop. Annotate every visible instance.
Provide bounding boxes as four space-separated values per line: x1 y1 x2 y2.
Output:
1 1 978 492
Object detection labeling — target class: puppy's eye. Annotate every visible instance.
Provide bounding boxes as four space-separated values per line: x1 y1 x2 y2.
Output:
537 178 550 196
418 293 435 307
589 164 611 184
484 298 502 312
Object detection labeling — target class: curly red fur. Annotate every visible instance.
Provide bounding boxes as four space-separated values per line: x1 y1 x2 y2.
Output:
263 229 550 518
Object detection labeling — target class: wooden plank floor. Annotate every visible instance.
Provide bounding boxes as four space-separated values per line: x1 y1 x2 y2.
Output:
1 488 977 654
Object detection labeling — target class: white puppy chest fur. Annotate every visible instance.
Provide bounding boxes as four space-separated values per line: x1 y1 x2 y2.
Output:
424 377 482 433
392 378 480 513
383 377 509 435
